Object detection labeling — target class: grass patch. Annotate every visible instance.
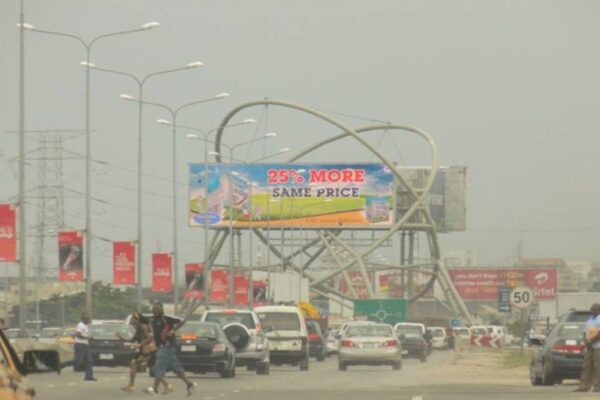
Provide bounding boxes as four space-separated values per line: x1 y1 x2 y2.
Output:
502 349 531 368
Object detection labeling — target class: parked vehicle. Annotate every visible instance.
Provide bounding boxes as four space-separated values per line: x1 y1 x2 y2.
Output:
255 305 310 371
485 325 513 347
325 329 340 355
426 327 448 350
0 329 37 399
394 324 428 362
175 321 237 378
87 322 137 368
201 308 270 375
38 327 62 344
306 320 326 362
338 323 402 371
530 322 586 386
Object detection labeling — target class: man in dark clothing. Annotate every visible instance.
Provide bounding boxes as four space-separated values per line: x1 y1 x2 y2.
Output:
144 303 196 396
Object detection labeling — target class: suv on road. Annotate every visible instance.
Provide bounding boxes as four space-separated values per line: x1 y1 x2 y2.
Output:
201 308 270 375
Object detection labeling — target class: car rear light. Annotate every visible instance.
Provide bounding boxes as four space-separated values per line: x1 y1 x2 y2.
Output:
213 343 226 352
382 339 398 347
552 344 583 354
180 334 197 340
341 339 356 348
308 334 321 342
255 323 262 332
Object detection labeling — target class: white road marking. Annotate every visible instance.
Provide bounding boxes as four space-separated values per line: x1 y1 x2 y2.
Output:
202 397 213 400
412 396 424 400
218 394 226 397
67 382 76 386
47 384 55 388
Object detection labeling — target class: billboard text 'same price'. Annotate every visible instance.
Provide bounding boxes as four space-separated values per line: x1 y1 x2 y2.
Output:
510 287 534 309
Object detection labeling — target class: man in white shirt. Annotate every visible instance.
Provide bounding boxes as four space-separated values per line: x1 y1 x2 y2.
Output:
74 314 95 381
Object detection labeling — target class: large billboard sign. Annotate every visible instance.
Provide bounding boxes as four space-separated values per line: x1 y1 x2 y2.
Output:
448 268 557 301
188 163 395 229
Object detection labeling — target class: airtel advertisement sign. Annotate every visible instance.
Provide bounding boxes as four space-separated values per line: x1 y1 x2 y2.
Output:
448 268 557 301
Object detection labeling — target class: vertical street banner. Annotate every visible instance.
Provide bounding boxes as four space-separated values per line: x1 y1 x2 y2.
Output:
210 270 229 303
185 263 204 299
58 231 84 281
253 280 268 306
113 242 135 285
234 273 249 306
0 204 16 262
152 253 173 293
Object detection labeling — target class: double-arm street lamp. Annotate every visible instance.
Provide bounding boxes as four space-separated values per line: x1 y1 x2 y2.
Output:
116 93 230 313
84 61 204 310
160 120 257 306
18 21 160 315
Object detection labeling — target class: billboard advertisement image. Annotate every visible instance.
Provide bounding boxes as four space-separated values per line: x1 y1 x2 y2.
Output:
113 241 135 285
188 163 395 229
448 268 557 301
152 253 173 293
0 204 16 262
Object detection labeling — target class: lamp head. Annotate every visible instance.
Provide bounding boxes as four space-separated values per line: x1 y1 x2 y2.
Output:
264 132 277 138
215 93 230 99
141 21 160 30
17 23 36 30
187 61 204 68
119 94 135 101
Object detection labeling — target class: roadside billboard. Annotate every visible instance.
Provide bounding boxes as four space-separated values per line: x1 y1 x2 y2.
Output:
185 263 204 299
448 268 557 301
188 163 395 229
152 253 173 293
353 299 406 324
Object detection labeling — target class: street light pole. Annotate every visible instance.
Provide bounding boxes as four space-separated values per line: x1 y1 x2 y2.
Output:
121 94 229 314
19 20 160 316
91 61 203 311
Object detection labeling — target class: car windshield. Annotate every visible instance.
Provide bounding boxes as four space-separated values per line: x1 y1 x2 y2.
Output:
307 322 321 335
257 313 300 331
89 324 132 340
429 329 444 337
346 325 392 338
558 324 585 339
181 323 219 339
41 328 61 338
396 325 423 337
205 312 255 329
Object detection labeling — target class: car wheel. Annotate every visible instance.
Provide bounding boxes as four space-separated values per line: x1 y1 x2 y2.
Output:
246 365 256 372
530 362 542 386
256 363 270 375
541 362 555 386
317 354 325 362
420 354 427 363
393 360 402 371
299 357 309 371
338 361 347 371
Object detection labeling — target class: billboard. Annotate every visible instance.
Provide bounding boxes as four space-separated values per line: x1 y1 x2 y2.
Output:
353 299 406 324
448 268 557 301
113 242 135 285
58 231 83 281
339 271 374 299
0 204 16 262
188 163 395 229
152 253 173 293
395 166 466 232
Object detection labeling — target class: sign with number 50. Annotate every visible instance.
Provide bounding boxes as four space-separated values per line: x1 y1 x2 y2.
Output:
510 286 534 309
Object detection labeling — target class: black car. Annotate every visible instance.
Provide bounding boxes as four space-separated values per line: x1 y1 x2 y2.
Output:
395 325 427 362
306 320 326 362
175 321 236 378
557 310 591 323
88 323 137 368
530 322 586 386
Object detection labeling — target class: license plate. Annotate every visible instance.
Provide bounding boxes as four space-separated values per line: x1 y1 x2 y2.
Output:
362 343 376 349
181 345 196 352
401 350 408 355
99 353 114 360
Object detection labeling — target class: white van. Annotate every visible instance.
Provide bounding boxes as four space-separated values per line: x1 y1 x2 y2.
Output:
426 327 448 349
254 305 310 371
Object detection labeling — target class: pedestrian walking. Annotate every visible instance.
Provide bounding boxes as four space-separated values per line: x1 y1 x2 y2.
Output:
74 314 95 381
121 312 171 393
574 303 600 392
144 303 197 396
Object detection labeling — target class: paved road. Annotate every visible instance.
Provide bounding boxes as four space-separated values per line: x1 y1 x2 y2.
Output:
28 351 593 400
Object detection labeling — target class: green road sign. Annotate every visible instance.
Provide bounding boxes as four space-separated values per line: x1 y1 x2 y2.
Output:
353 299 406 324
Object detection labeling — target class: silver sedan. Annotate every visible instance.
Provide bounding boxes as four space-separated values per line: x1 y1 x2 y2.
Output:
337 323 402 371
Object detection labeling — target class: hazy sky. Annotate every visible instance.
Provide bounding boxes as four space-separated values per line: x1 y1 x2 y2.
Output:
1 1 599 284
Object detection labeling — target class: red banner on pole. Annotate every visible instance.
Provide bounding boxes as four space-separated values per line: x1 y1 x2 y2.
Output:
234 273 249 306
185 263 204 299
0 204 16 262
210 270 228 303
152 253 173 293
113 242 136 285
58 231 84 281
